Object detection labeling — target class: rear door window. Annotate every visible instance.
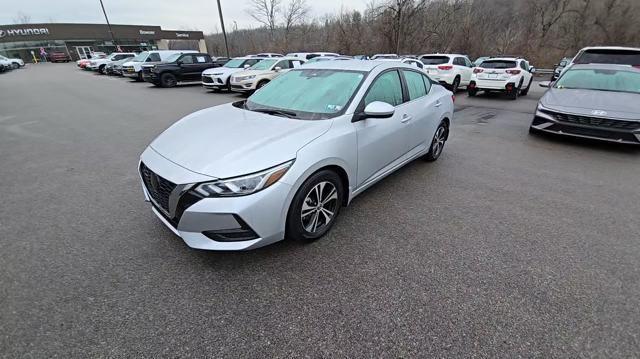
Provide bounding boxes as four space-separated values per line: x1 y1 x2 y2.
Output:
403 70 427 100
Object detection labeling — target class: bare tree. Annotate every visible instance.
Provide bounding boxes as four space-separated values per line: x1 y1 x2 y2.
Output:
247 0 281 41
282 0 309 50
12 11 32 24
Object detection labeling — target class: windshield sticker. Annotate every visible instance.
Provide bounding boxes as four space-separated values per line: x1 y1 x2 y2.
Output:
327 104 342 111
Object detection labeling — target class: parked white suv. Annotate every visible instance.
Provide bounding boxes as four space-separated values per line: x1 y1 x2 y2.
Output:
201 57 266 92
230 57 306 93
468 57 535 99
122 50 196 81
87 52 136 74
0 55 25 69
420 54 473 92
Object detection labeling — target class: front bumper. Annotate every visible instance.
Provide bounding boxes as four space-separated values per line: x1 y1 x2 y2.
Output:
139 147 293 250
230 79 256 92
202 75 226 89
123 68 139 78
530 109 640 145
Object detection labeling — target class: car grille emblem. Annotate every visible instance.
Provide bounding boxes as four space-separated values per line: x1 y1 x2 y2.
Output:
591 110 608 116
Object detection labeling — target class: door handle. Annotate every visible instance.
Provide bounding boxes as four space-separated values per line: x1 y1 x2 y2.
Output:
401 114 412 123
434 101 442 107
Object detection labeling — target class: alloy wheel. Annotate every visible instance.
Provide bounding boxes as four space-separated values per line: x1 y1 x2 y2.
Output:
431 126 446 157
300 181 339 234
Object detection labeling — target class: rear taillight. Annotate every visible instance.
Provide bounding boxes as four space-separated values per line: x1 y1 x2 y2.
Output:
473 68 483 74
438 65 453 71
506 69 521 75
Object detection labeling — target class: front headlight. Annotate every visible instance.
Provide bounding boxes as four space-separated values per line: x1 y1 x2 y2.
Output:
194 160 293 197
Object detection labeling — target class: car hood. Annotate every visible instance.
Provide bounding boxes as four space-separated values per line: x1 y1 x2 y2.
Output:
202 67 243 76
542 88 640 121
149 103 332 178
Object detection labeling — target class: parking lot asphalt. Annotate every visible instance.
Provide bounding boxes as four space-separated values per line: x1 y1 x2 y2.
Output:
1 64 640 358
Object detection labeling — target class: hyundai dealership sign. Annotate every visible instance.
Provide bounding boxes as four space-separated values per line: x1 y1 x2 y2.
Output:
0 28 50 38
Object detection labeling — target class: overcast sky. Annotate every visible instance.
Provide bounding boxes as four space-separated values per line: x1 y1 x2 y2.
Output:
0 0 370 33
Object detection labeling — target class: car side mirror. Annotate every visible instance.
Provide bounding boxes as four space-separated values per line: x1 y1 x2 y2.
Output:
274 66 282 72
177 60 183 66
244 64 250 68
363 101 395 119
539 81 551 88
529 66 536 73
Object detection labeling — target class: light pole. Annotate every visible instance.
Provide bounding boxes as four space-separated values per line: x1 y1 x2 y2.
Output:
216 0 231 58
99 0 118 50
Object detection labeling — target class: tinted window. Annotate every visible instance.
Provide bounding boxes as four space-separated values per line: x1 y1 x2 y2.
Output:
481 60 517 69
454 57 465 66
575 50 640 65
520 61 527 70
403 70 427 100
422 74 432 93
147 53 161 62
464 58 473 67
421 56 450 65
275 60 291 69
365 70 404 107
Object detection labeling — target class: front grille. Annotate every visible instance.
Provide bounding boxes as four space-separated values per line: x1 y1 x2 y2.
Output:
552 112 640 131
140 163 176 213
202 76 213 84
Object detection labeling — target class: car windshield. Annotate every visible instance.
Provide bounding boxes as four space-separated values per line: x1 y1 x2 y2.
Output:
249 59 277 70
575 50 640 65
224 58 247 68
131 52 148 62
164 53 182 63
555 68 640 94
245 69 366 120
481 60 517 69
421 56 449 65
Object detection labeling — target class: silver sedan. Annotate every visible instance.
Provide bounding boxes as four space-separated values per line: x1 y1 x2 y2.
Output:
139 60 455 250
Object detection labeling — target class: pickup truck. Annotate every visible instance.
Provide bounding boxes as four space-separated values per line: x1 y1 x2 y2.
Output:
142 52 217 87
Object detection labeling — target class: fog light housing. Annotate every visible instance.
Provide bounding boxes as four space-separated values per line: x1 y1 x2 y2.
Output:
201 215 259 242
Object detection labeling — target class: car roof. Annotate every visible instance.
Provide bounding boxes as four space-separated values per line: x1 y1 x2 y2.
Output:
483 57 522 62
579 46 640 52
301 59 415 72
420 53 466 57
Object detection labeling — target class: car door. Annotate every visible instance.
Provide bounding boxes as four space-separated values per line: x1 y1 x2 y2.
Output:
177 54 198 81
461 57 473 85
519 60 532 85
353 69 412 187
194 54 214 77
400 69 440 153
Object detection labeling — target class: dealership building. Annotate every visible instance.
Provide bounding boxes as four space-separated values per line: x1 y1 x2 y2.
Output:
0 23 207 61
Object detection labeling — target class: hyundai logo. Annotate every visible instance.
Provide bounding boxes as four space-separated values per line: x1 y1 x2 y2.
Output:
591 110 608 116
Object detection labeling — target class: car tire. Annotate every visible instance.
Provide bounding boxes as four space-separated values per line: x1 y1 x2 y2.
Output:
451 76 460 93
256 80 269 90
226 78 232 92
11 62 19 70
520 79 532 96
509 80 522 100
160 73 177 88
285 170 344 242
468 88 477 97
423 121 449 162
98 65 106 74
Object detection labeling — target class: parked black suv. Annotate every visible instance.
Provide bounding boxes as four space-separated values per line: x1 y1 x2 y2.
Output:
142 53 216 87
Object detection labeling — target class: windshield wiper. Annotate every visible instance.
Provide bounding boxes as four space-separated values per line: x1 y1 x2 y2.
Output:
250 108 298 118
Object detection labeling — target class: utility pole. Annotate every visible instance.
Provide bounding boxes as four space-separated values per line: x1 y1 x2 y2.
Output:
216 0 231 58
99 0 118 50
